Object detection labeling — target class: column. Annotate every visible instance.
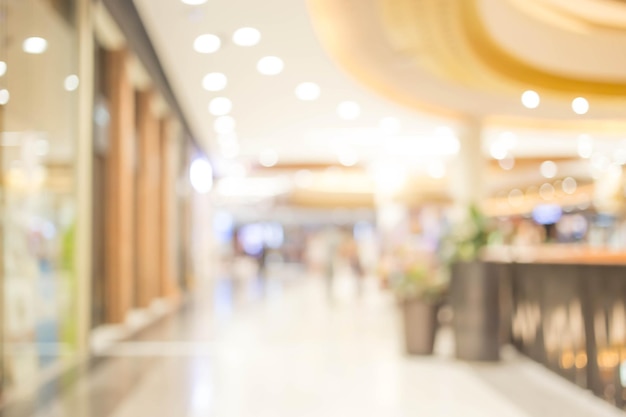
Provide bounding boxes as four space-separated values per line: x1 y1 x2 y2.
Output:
158 117 180 299
105 49 135 324
136 90 161 307
450 117 485 211
75 0 94 350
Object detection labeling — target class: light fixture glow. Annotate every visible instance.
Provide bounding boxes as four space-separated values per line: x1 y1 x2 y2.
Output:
259 149 278 167
572 97 589 115
0 61 6 77
614 148 626 165
202 73 227 91
257 56 284 75
427 160 446 179
338 150 358 167
577 134 593 158
378 117 401 135
337 101 360 120
540 160 558 178
232 27 261 47
193 34 221 54
499 132 517 150
0 89 9 105
499 156 515 171
209 97 232 116
295 82 320 101
213 116 236 134
23 37 48 54
562 177 577 195
221 141 240 159
490 142 508 160
189 158 213 193
521 90 540 109
64 75 79 91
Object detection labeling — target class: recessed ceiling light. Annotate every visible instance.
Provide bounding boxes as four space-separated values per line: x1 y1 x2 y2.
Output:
202 72 227 91
209 97 232 116
233 27 261 47
562 177 577 194
0 61 6 77
498 156 515 171
257 56 284 75
259 149 279 167
572 97 589 115
539 183 555 200
295 82 320 101
64 75 79 91
521 90 540 109
213 116 236 134
194 34 221 54
0 89 9 105
378 117 401 135
540 160 557 178
23 37 48 54
182 0 207 4
337 101 360 120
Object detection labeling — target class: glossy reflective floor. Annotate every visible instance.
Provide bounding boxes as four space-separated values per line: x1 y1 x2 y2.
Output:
4 267 626 417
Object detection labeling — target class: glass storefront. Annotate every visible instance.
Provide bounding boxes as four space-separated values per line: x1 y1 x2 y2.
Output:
0 0 80 398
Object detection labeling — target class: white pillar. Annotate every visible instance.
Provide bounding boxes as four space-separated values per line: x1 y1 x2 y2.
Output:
450 117 485 211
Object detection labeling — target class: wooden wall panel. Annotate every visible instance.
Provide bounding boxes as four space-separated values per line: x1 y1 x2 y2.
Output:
159 118 179 299
105 49 135 324
136 91 161 307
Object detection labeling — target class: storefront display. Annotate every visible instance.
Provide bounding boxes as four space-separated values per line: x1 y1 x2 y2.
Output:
0 0 79 398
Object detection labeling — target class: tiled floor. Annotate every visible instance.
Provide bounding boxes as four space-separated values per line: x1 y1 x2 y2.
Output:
5 270 626 417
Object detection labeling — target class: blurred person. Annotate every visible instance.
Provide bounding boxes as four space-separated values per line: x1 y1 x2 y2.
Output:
325 227 342 301
342 230 365 295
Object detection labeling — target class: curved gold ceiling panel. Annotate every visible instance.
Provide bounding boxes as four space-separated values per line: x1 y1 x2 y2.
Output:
510 0 626 32
379 0 626 97
464 1 626 96
307 0 626 124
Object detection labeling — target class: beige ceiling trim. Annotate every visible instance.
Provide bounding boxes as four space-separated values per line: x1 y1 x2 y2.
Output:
127 54 152 91
461 0 626 97
484 114 626 132
94 2 125 51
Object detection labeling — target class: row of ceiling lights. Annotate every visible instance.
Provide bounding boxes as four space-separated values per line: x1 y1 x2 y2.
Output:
521 90 589 115
195 28 367 122
191 22 406 168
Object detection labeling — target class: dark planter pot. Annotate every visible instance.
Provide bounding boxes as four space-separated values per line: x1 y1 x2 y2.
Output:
451 261 500 362
401 298 439 355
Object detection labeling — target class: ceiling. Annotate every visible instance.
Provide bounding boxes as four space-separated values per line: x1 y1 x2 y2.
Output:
132 0 626 210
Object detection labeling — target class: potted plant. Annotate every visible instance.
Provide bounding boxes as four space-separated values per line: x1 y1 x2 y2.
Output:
440 204 501 361
392 251 446 355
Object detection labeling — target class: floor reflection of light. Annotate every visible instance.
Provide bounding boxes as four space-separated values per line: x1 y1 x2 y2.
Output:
190 357 214 416
190 382 213 415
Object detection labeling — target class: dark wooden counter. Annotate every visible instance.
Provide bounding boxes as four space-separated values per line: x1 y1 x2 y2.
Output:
496 260 626 409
